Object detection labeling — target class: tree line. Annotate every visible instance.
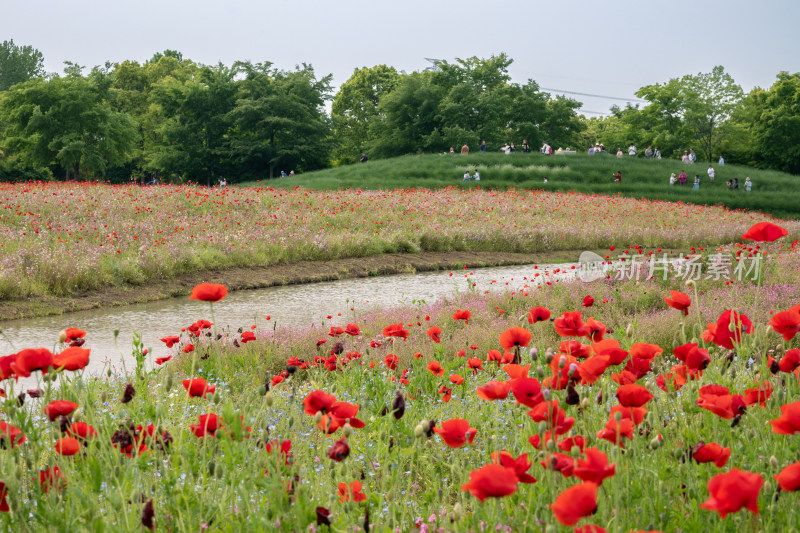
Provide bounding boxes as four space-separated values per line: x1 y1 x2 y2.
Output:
1 41 798 183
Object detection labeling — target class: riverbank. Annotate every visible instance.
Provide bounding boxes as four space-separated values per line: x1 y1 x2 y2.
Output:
0 249 593 321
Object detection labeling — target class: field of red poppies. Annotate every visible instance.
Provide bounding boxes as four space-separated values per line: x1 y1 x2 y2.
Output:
2 181 798 303
0 218 799 531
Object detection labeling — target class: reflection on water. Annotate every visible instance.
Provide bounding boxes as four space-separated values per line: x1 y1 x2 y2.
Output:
0 262 579 382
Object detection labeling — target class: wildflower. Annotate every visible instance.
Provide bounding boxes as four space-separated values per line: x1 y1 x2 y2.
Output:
338 480 367 503
574 448 616 485
155 356 172 365
779 349 800 372
467 358 483 375
160 336 180 348
344 324 361 336
316 506 331 526
499 327 532 351
328 326 344 337
427 361 445 377
449 374 465 385
491 451 537 483
461 464 519 502
713 310 753 349
55 437 81 456
509 377 545 408
663 290 691 315
53 347 90 371
9 348 53 378
452 309 472 324
438 386 452 402
67 422 97 441
476 380 511 401
700 469 763 517
382 323 409 340
553 311 590 337
121 383 136 404
0 481 8 512
774 462 800 491
692 442 731 468
673 343 710 371
740 221 788 242
44 400 79 422
190 414 221 438
37 466 65 492
582 295 594 307
327 436 350 462
769 310 800 341
0 421 26 448
303 390 337 415
142 499 155 530
527 307 551 324
189 283 228 302
550 482 599 526
770 401 800 434
182 378 216 398
241 331 256 343
427 326 442 343
433 418 477 448
616 384 653 407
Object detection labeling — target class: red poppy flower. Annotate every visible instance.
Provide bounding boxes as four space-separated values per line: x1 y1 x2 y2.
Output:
597 418 634 447
427 326 442 343
467 357 484 375
452 309 472 324
771 401 800 434
67 422 96 441
476 380 511 401
713 310 753 349
37 466 65 493
433 418 477 448
0 354 16 381
182 344 195 354
560 340 593 358
9 348 54 378
240 331 256 343
673 343 710 371
575 526 606 533
554 311 590 337
52 347 90 371
529 400 574 434
189 283 228 302
0 421 25 448
541 452 576 477
491 451 537 484
328 326 344 337
461 463 519 502
616 384 653 407
44 400 79 421
550 482 598 526
656 364 691 392
499 327 532 350
438 386 452 402
741 221 788 242
338 480 366 503
609 405 647 426
55 437 81 456
578 356 611 385
328 401 366 429
697 385 746 419
774 462 800 491
327 436 350 461
303 390 337 415
558 435 587 453
182 378 215 398
155 356 172 365
584 318 606 343
693 442 731 468
700 469 763 517
629 343 663 360
769 310 800 342
382 323 409 340
624 357 652 379
427 361 444 377
527 306 551 324
779 349 800 373
64 328 87 341
744 380 772 407
663 290 691 315
344 324 361 336
574 447 616 485
190 413 221 437
510 376 545 408
449 374 465 385
582 295 594 307
160 335 180 348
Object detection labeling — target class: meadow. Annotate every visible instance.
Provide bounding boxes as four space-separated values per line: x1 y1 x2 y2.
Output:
0 222 799 531
1 181 798 308
271 153 800 219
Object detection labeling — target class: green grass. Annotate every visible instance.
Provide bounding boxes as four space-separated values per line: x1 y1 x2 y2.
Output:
254 153 800 219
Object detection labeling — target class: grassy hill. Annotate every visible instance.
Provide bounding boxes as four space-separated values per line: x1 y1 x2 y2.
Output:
254 153 799 219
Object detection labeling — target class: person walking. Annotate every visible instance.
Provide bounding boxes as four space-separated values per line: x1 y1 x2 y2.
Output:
744 177 752 192
678 170 687 186
689 149 697 163
521 140 531 153
707 164 715 185
654 147 661 159
461 143 469 155
693 174 700 190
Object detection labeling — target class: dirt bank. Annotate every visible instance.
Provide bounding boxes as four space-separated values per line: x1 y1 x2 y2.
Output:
0 249 592 322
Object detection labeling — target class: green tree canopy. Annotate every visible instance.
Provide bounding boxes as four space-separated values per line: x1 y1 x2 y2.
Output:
0 39 45 91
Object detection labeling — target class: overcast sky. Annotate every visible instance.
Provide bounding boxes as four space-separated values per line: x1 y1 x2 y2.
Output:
2 0 798 115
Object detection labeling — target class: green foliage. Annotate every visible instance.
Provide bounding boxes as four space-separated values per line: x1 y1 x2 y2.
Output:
752 72 800 174
0 39 45 91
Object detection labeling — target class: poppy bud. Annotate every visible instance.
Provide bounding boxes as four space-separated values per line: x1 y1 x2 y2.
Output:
764 481 772 494
314 411 323 424
649 435 663 449
257 385 266 397
570 445 581 455
208 461 216 476
265 391 274 406
690 337 698 344
546 439 556 451
121 383 136 404
770 456 779 470
421 420 430 434
542 389 551 401
343 422 353 437
545 351 553 364
614 410 623 422
536 365 545 378
212 393 221 404
141 499 154 531
529 347 538 359
392 392 405 420
107 369 113 377
566 381 580 405
100 391 107 403
316 506 331 526
685 279 695 288
596 391 603 404
414 425 424 439
165 375 173 392
625 323 633 337
567 363 577 377
538 421 548 434
558 356 567 369
580 397 589 409
58 330 68 343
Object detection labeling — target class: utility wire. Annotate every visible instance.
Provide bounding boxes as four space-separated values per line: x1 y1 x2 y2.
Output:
541 87 646 104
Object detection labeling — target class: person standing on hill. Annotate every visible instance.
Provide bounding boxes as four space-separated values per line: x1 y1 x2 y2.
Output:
669 173 677 186
360 153 368 163
744 177 752 192
616 148 623 158
521 140 531 153
719 155 725 165
707 164 715 185
645 145 653 159
461 143 469 155
682 151 691 164
628 143 637 157
678 170 687 185
733 177 739 189
480 140 488 152
693 174 700 190
613 170 622 184
510 142 516 153
654 147 662 159
501 143 512 155
689 149 697 163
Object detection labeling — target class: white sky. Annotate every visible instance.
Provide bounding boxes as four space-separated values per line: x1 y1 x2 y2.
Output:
2 0 798 115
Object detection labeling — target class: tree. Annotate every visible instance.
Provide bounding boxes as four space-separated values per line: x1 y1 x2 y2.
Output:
0 39 45 91
227 62 332 179
0 72 137 179
751 72 800 174
331 65 399 164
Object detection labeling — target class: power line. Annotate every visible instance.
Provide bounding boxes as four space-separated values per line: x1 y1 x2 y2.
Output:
577 109 609 115
541 87 646 104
